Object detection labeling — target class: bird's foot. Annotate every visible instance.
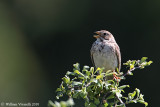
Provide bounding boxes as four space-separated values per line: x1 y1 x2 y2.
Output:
113 73 121 83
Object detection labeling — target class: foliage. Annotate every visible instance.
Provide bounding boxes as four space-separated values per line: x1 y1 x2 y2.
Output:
48 98 74 107
49 57 152 107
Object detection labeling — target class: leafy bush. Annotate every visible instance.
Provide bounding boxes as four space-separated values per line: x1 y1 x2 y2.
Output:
48 57 152 107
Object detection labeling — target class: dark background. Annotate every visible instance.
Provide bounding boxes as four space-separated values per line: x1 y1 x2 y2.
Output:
0 0 159 107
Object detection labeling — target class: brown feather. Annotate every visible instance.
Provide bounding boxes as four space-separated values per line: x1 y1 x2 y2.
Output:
90 43 96 68
115 43 121 71
91 53 95 68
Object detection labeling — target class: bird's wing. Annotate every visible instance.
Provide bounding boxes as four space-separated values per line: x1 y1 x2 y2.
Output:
90 43 96 68
115 44 121 71
90 52 95 67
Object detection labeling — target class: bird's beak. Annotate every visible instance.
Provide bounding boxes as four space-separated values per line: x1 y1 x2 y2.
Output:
94 31 100 38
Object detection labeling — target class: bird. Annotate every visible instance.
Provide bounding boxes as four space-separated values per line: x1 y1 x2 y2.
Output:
90 30 121 73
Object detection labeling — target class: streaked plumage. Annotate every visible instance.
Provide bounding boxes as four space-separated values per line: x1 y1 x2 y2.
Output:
90 30 121 72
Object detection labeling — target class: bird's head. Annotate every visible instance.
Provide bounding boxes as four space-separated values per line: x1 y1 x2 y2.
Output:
94 30 115 42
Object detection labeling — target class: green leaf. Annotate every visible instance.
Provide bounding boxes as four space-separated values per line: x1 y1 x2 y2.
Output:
116 91 122 98
107 93 115 100
147 61 153 66
127 71 133 75
123 60 131 66
96 67 101 71
60 84 64 90
131 60 136 65
105 72 113 77
85 70 91 77
56 96 59 99
96 75 103 79
56 92 63 99
104 103 108 107
94 98 100 105
118 85 129 90
130 64 134 69
83 65 90 70
62 76 70 84
82 87 86 92
139 94 144 100
105 82 111 90
122 97 128 100
89 103 97 107
72 81 82 86
144 102 148 107
94 67 101 74
82 66 89 74
85 102 89 107
140 57 148 63
48 100 55 107
74 70 80 74
107 80 115 84
54 101 61 107
116 103 125 107
137 100 148 106
66 71 74 76
66 90 71 96
128 100 137 103
73 63 80 69
66 98 75 106
90 78 98 83
128 90 136 100
74 70 85 77
50 98 75 107
73 90 81 98
80 87 88 99
90 67 94 75
56 88 61 92
131 91 136 98
135 88 140 98
78 77 84 80
99 68 104 74
60 101 67 107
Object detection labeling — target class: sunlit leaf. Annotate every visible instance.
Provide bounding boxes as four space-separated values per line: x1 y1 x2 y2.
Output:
96 75 103 79
140 57 148 63
118 85 129 90
127 71 133 75
139 94 144 100
128 90 136 100
56 88 61 92
90 67 94 75
104 103 108 107
135 88 140 98
138 100 148 106
147 61 153 66
72 81 82 86
130 64 134 69
66 71 75 75
116 91 122 98
74 70 80 74
62 76 70 84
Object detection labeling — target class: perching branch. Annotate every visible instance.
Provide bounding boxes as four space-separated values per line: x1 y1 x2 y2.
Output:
49 57 152 107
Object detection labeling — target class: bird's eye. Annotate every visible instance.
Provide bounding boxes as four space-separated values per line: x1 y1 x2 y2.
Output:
103 33 106 35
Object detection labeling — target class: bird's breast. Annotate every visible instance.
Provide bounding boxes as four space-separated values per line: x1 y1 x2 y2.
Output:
92 41 118 71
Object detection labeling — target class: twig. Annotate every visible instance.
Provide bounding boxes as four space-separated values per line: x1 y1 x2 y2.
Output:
86 82 91 87
115 94 124 104
123 67 140 77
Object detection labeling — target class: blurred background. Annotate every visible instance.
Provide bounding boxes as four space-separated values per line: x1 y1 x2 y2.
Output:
0 0 159 107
